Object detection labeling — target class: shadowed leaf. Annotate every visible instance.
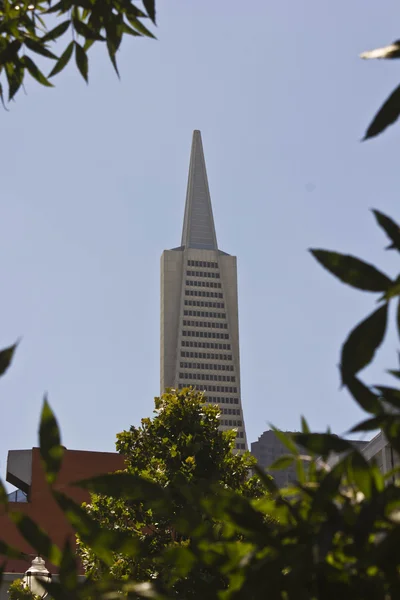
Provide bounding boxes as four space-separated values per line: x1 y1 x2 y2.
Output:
39 396 64 484
53 491 141 564
341 303 388 383
142 0 156 23
0 342 18 377
350 416 386 433
269 455 295 470
293 433 354 457
310 250 391 292
49 41 74 77
74 41 88 82
345 375 382 415
372 210 400 252
363 83 400 140
375 386 400 410
22 55 53 86
0 479 7 506
10 512 62 565
23 37 57 59
41 20 70 42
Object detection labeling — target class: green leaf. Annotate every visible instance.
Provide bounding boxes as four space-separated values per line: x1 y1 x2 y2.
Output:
398 298 400 341
309 249 392 292
58 540 78 592
53 491 141 564
0 479 8 506
341 303 388 383
350 416 386 433
268 455 295 470
10 512 62 565
0 540 26 560
375 386 400 410
363 83 400 140
21 55 53 87
74 41 88 82
106 39 120 77
39 396 64 485
23 37 57 59
142 0 156 23
73 472 172 513
0 342 18 377
7 62 24 101
270 427 299 455
48 41 74 77
72 18 104 40
372 210 400 252
301 416 310 434
345 375 382 415
125 13 156 38
41 19 70 42
293 433 354 457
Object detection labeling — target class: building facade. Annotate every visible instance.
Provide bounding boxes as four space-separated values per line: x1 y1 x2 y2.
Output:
160 131 247 451
251 430 300 488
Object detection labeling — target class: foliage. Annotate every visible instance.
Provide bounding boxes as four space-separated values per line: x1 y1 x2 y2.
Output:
0 0 155 102
2 212 400 598
76 388 265 593
7 579 40 600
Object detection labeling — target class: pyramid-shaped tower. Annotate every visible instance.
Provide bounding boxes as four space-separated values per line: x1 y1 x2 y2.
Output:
160 131 248 451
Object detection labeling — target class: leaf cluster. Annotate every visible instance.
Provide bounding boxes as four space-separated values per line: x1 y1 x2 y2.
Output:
0 0 155 102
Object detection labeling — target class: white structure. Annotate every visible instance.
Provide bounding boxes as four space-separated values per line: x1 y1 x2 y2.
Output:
160 131 248 451
23 556 51 598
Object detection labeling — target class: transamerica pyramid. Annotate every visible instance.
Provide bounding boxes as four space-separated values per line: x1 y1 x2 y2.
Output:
160 130 248 451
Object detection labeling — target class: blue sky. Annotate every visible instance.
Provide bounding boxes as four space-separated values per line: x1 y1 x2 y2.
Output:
1 1 400 485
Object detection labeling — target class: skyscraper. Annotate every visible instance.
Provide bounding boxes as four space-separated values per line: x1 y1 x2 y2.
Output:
160 130 248 451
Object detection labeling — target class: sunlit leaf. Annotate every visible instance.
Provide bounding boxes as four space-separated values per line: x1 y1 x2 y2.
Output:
341 303 388 383
360 41 400 60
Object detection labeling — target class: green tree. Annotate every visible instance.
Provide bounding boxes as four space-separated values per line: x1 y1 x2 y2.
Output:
0 0 156 103
76 387 265 596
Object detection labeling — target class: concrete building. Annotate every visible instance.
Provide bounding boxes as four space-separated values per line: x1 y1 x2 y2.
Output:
327 431 399 477
160 130 247 451
251 430 300 488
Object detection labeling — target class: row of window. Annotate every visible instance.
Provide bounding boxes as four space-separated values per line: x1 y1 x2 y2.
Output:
179 373 236 382
183 320 228 330
185 290 223 299
182 331 229 340
186 280 222 289
180 362 234 372
181 351 232 360
220 419 242 427
186 270 220 279
220 407 241 415
181 341 231 350
181 351 232 361
185 300 225 309
236 431 245 438
206 396 239 405
187 260 218 268
236 443 246 450
184 310 225 319
178 383 238 393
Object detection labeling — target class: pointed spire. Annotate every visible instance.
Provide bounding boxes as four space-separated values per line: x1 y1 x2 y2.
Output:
181 131 218 250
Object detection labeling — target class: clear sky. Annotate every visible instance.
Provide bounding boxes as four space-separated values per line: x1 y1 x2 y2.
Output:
1 1 400 485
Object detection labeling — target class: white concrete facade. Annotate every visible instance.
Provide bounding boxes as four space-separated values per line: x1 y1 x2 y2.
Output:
160 131 248 451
